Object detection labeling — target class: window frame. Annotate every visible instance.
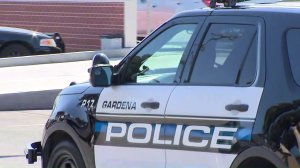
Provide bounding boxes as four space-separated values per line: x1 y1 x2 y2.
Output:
286 28 300 87
114 16 206 86
189 23 257 86
181 16 266 88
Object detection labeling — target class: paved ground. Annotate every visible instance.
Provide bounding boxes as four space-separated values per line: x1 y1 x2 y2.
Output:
0 110 51 168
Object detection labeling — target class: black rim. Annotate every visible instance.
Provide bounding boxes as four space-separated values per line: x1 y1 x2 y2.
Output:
8 51 22 57
53 153 77 168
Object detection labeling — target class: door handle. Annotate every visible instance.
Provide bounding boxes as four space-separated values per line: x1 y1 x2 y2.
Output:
225 104 249 112
141 102 160 109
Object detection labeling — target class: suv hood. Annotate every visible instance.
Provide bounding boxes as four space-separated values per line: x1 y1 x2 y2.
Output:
0 26 49 38
59 82 91 95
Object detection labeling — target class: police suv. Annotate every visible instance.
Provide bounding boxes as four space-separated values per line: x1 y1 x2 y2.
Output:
26 2 300 168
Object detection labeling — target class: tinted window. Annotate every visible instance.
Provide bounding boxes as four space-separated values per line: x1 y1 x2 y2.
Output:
125 24 197 84
287 29 300 86
190 24 257 86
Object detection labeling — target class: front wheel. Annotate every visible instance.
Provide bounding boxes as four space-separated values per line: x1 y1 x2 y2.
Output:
0 43 32 57
47 140 86 168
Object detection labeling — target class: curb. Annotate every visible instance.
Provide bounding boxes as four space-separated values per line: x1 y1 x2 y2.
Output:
0 48 131 68
0 89 61 111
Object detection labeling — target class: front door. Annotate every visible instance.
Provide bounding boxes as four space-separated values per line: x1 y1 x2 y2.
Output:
94 17 204 168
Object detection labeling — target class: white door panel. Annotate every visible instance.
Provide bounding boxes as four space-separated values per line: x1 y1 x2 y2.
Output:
96 85 176 115
95 85 175 168
166 150 237 168
166 86 263 119
165 86 263 168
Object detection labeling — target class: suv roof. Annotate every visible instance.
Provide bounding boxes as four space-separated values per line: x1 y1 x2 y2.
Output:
174 2 300 18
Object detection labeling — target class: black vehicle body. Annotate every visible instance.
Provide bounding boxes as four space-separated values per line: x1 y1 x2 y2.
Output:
0 27 64 57
26 3 300 168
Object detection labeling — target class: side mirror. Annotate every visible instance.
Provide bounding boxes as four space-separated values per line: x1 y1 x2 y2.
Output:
89 65 113 87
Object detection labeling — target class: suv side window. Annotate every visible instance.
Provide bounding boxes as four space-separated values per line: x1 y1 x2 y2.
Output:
190 24 257 86
124 24 197 84
286 29 300 86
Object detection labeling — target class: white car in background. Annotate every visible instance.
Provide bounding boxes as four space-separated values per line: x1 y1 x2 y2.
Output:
137 0 209 40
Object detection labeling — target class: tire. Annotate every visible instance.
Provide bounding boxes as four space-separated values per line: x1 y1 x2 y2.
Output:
47 141 86 168
0 43 32 57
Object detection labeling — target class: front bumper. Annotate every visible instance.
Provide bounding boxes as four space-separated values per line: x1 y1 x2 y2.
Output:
34 46 62 55
24 141 42 164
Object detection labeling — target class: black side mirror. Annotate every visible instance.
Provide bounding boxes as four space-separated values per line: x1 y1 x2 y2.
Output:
89 65 113 87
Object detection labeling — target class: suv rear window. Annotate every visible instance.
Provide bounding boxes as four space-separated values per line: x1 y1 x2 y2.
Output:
190 24 257 86
286 29 300 86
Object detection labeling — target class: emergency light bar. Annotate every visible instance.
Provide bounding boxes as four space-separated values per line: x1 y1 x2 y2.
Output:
210 0 249 8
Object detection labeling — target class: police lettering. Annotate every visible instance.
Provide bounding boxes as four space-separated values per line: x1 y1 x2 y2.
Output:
102 101 136 110
105 122 238 150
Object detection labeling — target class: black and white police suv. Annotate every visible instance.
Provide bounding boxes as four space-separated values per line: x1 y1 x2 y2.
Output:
26 2 300 168
0 27 64 57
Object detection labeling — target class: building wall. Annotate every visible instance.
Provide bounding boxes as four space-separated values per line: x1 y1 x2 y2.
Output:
0 0 124 52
